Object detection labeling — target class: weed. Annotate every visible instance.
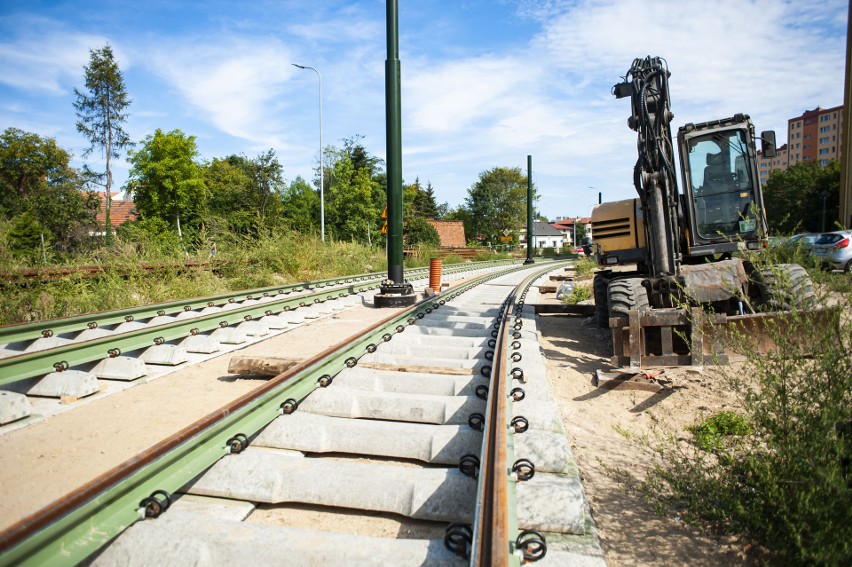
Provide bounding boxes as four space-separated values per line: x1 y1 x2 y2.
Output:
687 411 752 453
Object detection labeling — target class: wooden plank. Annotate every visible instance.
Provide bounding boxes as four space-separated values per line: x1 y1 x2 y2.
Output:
227 356 301 377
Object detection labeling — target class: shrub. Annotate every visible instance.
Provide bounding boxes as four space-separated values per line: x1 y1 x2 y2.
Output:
635 286 852 565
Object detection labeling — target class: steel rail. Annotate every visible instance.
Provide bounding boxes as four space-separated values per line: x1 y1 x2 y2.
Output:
471 266 554 566
0 263 534 566
0 260 518 346
0 260 524 389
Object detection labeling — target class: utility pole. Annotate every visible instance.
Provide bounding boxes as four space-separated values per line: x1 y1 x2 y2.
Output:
375 0 415 307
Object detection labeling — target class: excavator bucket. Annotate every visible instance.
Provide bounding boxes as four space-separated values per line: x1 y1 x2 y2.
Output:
609 307 834 369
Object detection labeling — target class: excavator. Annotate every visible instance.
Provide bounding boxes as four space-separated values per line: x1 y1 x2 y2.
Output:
589 56 816 367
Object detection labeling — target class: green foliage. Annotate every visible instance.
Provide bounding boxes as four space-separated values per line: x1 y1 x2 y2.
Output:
687 411 752 453
324 139 383 242
0 128 97 253
560 285 592 304
463 166 535 246
405 216 440 248
204 151 286 236
763 160 840 233
633 285 852 565
74 43 133 245
125 129 207 237
7 211 50 262
574 256 597 276
280 176 320 234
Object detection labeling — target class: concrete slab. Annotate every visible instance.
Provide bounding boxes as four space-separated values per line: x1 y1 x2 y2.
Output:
516 472 586 534
0 390 32 424
254 412 478 464
91 513 466 567
23 336 72 353
186 447 476 523
146 315 177 326
92 356 148 381
210 327 247 345
114 320 148 333
140 344 188 366
73 327 113 342
237 320 269 337
180 335 221 354
26 369 99 399
169 494 255 522
174 309 201 321
359 352 484 373
259 314 289 330
298 387 484 425
334 366 484 397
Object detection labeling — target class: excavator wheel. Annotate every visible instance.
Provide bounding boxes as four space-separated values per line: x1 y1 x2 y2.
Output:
607 277 650 320
755 264 817 311
593 272 611 328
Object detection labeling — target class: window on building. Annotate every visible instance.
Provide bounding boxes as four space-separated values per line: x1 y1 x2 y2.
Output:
804 156 810 160
820 137 829 144
804 133 811 139
821 159 829 165
820 125 830 133
819 148 829 155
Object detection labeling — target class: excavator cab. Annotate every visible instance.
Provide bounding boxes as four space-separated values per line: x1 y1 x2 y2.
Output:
677 114 768 258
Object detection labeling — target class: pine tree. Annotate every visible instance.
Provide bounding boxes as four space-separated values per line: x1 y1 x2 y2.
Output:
74 44 132 244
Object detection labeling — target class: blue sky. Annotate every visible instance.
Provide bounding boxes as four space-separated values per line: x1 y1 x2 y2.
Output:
0 0 847 220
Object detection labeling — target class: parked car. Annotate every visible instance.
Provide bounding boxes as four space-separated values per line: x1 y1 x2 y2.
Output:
811 230 852 272
786 232 820 251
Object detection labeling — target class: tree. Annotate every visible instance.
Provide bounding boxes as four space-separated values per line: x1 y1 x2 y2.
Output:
74 44 132 244
204 156 254 235
281 176 320 234
125 129 206 241
762 161 840 234
323 138 384 242
0 128 98 255
205 151 285 236
405 216 440 247
410 178 439 219
463 166 534 245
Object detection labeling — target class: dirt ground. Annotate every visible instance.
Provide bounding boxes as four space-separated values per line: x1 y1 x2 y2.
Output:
537 307 751 566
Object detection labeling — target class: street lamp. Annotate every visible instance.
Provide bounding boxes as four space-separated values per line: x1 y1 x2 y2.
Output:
292 63 324 241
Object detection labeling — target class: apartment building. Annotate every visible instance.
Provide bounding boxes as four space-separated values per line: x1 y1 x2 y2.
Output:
757 105 842 184
757 143 789 185
787 105 843 166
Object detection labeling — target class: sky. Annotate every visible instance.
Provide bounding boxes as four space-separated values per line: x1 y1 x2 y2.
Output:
0 0 848 221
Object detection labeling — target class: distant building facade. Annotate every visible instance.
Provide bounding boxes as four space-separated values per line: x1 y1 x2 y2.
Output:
757 105 843 184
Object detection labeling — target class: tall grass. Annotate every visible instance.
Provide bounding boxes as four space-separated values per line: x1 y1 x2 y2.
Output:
0 231 388 325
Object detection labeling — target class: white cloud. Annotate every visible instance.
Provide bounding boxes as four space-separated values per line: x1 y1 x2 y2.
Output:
0 16 121 95
144 36 294 145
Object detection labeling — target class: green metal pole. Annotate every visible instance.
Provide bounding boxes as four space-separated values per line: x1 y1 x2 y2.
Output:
525 155 534 264
386 0 404 284
376 0 415 307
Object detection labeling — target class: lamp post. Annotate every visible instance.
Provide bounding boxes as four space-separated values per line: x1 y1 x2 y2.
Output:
292 63 324 241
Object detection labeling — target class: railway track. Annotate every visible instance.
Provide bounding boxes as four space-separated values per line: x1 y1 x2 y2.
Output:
0 261 605 566
0 260 516 428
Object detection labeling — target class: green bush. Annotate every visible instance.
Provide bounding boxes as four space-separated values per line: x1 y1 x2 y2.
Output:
635 290 852 565
405 216 441 248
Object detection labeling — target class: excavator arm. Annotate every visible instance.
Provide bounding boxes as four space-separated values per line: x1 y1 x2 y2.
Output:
613 56 682 280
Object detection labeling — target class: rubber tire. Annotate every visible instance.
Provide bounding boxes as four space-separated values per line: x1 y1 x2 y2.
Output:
593 273 611 328
755 264 817 311
607 278 650 320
